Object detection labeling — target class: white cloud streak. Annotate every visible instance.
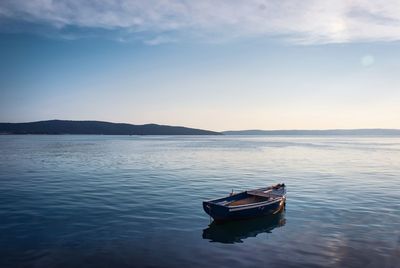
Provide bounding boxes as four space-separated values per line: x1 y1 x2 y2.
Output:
1 0 400 44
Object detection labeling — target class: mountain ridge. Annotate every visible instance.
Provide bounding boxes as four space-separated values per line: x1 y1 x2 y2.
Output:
0 120 221 135
1 120 400 136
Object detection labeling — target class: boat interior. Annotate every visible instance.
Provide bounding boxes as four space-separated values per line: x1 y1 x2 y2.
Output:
226 189 282 206
228 195 271 206
213 184 285 207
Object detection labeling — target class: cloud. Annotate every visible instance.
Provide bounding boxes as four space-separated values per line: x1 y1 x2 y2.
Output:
144 36 177 45
1 0 400 44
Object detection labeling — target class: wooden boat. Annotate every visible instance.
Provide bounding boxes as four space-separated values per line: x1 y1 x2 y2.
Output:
203 183 286 222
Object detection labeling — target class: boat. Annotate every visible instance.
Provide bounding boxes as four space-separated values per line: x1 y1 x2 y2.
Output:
203 183 286 222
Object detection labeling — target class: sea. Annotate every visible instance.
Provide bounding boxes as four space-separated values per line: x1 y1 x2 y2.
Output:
0 135 399 268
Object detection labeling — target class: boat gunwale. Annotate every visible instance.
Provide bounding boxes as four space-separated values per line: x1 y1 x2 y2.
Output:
204 185 286 208
205 194 285 209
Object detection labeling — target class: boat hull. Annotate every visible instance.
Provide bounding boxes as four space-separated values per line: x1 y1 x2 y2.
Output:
203 199 284 222
203 185 286 222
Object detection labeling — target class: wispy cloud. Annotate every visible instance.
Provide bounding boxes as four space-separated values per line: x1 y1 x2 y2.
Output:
1 0 400 44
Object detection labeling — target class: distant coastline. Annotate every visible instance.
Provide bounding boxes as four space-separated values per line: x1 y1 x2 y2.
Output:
1 120 400 136
222 129 400 136
0 120 221 135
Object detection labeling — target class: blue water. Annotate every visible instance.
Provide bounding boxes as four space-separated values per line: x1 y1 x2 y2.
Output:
0 135 399 268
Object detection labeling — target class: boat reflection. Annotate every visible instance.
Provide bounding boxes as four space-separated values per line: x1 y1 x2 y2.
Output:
202 211 286 244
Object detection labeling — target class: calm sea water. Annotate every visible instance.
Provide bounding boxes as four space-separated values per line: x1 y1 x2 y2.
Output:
0 135 399 268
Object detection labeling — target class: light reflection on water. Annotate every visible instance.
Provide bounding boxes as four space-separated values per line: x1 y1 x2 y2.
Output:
0 135 399 267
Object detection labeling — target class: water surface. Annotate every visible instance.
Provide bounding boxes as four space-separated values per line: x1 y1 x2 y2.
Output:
0 135 399 267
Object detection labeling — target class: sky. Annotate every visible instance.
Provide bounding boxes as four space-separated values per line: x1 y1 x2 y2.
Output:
0 0 400 131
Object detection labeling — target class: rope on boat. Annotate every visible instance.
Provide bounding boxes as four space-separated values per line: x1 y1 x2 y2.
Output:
273 199 285 214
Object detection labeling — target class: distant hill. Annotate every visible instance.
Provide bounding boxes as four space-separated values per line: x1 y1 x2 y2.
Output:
2 121 399 136
223 129 400 136
0 120 221 135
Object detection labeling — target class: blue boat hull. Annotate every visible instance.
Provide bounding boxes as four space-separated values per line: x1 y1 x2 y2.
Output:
203 185 286 222
203 200 284 222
